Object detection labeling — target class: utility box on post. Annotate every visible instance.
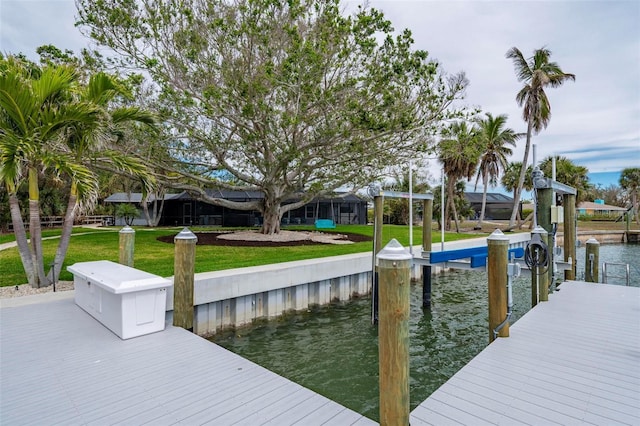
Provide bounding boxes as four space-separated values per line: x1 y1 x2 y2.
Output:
551 206 564 224
68 260 172 339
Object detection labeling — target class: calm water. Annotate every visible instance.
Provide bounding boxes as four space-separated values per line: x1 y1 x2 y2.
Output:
575 243 640 286
212 270 533 421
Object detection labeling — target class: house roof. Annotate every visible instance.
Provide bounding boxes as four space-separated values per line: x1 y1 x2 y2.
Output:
105 190 365 203
577 201 627 211
104 192 183 203
464 192 514 204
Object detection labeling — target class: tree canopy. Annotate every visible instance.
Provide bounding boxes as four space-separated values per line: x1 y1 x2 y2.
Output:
538 156 592 204
77 0 468 234
620 167 640 224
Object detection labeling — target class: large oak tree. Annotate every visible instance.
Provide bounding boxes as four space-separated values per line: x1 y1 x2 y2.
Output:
77 0 468 234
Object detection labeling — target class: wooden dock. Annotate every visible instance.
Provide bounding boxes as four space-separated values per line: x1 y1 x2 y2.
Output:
410 281 640 425
0 296 374 425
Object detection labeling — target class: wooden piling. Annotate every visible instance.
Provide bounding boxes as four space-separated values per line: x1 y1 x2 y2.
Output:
536 187 554 292
488 229 509 343
585 238 600 283
118 226 135 267
377 239 411 426
563 193 576 281
422 199 433 308
372 195 384 324
173 228 197 330
539 233 550 302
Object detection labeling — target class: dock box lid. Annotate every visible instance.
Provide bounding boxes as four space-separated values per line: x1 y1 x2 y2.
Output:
67 260 172 294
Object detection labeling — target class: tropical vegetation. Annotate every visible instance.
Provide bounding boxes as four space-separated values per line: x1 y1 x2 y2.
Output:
538 156 592 203
473 113 521 228
76 0 469 235
0 55 155 287
620 167 640 224
505 47 575 228
437 121 480 232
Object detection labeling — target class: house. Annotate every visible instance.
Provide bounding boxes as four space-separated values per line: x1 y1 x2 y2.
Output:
463 192 519 220
104 190 368 227
577 199 627 218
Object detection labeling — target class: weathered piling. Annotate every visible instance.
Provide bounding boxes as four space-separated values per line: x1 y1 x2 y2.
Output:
563 193 577 281
377 239 411 426
422 198 433 308
539 232 550 302
118 226 135 267
173 228 197 330
585 238 600 283
372 195 384 324
488 229 509 343
536 187 554 294
528 226 549 306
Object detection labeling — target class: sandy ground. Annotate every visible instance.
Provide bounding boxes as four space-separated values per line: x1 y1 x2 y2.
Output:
1 281 75 299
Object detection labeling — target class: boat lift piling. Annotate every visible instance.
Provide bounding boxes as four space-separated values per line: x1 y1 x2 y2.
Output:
368 184 435 324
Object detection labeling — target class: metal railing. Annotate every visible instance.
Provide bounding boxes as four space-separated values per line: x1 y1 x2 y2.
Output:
602 262 630 286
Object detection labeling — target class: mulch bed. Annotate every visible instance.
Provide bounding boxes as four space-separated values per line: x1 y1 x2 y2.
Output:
157 231 372 247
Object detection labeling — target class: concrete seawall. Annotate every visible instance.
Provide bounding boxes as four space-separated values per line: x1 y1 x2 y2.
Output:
556 230 625 245
164 233 532 336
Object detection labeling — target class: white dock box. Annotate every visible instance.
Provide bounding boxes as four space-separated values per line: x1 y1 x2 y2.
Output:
68 260 172 339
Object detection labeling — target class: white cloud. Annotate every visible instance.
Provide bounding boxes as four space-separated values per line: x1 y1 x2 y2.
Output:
2 0 639 184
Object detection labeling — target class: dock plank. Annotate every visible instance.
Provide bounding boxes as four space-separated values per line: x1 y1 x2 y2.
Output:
0 297 374 426
411 281 640 425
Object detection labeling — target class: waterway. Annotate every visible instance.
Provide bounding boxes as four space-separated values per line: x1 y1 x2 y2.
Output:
575 242 640 286
212 244 638 421
212 269 534 421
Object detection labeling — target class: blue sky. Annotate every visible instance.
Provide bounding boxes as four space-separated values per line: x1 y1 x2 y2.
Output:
1 0 638 191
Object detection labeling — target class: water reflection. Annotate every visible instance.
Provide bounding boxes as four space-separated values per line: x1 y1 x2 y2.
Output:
213 269 532 421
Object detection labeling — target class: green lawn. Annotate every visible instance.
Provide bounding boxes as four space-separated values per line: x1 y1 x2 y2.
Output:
0 225 484 286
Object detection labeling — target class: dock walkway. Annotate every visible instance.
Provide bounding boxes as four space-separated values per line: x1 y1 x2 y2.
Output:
410 281 640 425
0 297 374 425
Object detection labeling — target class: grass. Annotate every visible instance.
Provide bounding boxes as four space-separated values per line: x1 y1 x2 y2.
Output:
0 224 483 286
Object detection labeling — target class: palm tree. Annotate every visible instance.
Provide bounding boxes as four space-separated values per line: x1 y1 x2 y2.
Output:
0 56 100 287
48 72 156 283
473 113 521 228
539 156 592 203
620 167 640 224
505 47 575 229
501 161 533 226
438 121 480 232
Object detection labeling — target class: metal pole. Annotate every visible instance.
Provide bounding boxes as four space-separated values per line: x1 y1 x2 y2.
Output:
173 227 197 330
377 239 411 426
118 226 135 267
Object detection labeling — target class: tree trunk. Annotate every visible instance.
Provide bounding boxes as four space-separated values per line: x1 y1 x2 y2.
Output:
509 120 533 229
260 198 282 235
633 191 639 225
28 167 48 288
451 193 460 233
47 184 78 284
8 191 36 286
477 170 488 228
444 179 454 231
